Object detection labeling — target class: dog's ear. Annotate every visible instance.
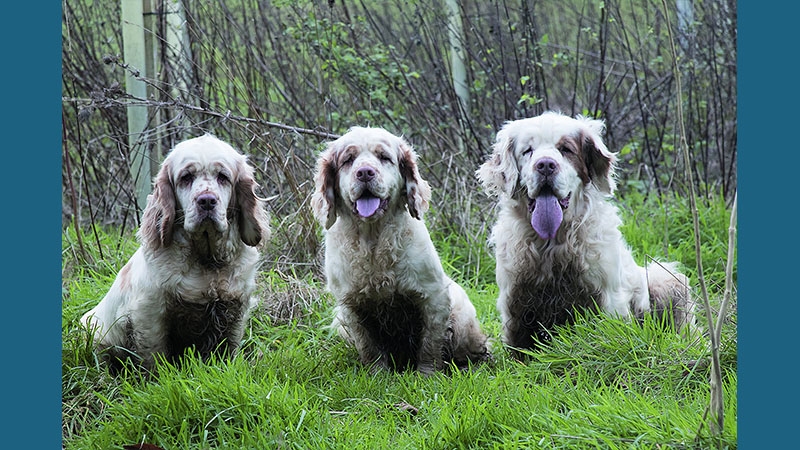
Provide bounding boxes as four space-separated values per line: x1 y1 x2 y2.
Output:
311 143 338 229
577 116 617 194
398 140 431 220
139 160 175 249
235 158 271 247
476 126 518 197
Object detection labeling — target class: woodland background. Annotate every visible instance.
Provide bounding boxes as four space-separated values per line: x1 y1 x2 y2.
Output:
62 0 736 278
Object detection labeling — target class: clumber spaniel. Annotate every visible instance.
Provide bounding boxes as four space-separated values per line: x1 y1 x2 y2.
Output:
311 127 491 373
477 112 694 354
81 135 270 369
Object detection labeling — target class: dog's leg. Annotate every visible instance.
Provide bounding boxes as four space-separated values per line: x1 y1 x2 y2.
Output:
447 282 491 368
130 297 169 369
336 305 390 371
417 295 450 374
644 262 695 333
351 325 389 372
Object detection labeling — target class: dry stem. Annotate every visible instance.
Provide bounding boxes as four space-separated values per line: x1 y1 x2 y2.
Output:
660 0 723 440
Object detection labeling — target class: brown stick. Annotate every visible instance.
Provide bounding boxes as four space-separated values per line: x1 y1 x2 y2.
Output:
62 109 87 262
61 96 341 142
715 190 737 340
660 0 723 441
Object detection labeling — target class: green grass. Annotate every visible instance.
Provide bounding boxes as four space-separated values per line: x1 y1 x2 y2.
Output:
62 194 736 449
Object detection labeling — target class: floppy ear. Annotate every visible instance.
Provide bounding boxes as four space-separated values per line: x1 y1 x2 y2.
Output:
139 160 175 249
235 158 271 247
311 144 338 229
577 116 617 194
398 140 431 220
476 126 518 197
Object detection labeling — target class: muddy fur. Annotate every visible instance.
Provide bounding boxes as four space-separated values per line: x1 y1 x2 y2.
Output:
164 294 247 359
81 135 270 371
478 113 695 354
314 127 491 373
504 272 601 357
349 292 426 371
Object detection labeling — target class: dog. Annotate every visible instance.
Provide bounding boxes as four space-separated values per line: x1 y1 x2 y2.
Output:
81 135 270 369
311 127 491 373
477 112 694 354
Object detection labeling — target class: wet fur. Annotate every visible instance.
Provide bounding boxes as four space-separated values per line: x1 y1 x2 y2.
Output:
313 127 491 373
81 135 270 369
478 112 694 353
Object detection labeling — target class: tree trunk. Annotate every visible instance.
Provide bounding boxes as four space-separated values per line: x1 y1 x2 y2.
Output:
446 0 469 120
121 0 156 213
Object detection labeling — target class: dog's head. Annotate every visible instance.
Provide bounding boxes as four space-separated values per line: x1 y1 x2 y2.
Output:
311 127 431 229
139 135 270 250
477 112 616 240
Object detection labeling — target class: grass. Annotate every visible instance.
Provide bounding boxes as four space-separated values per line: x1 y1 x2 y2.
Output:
62 193 736 449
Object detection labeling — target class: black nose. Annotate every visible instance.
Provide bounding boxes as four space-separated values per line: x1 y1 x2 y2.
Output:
535 158 559 177
197 193 218 211
356 166 376 182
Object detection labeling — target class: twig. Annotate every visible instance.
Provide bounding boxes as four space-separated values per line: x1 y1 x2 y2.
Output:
61 95 340 141
62 109 87 262
661 0 723 441
714 190 737 340
72 99 105 261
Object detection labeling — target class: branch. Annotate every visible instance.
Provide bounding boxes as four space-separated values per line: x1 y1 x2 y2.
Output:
661 0 723 441
62 95 341 141
715 190 737 340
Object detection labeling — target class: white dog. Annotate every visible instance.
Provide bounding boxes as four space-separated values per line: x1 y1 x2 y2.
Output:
311 127 490 373
81 135 270 369
477 112 693 354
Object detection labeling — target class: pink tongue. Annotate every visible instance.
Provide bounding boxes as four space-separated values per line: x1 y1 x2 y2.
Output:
356 196 381 217
531 193 563 240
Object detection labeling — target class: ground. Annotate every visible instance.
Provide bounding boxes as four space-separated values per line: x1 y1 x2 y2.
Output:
61 193 737 449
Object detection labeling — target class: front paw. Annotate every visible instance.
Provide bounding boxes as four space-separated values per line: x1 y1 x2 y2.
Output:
416 362 437 377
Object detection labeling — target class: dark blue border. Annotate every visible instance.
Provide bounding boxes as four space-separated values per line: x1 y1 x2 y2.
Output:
738 1 797 448
0 2 63 448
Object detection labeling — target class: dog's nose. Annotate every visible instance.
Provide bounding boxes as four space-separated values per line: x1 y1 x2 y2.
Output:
535 158 559 177
196 193 218 211
356 166 376 182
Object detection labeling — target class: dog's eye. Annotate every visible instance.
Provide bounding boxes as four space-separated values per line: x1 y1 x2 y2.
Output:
559 146 573 154
341 155 354 166
379 153 392 163
180 173 194 184
217 173 229 184
522 147 532 156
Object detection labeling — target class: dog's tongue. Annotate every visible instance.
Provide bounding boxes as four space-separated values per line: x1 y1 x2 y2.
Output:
531 193 563 240
356 196 381 217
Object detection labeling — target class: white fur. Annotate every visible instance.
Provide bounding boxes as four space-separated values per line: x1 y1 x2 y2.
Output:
81 135 270 368
477 112 693 351
312 127 490 373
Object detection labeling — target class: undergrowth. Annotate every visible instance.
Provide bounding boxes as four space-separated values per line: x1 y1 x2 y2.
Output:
62 193 736 449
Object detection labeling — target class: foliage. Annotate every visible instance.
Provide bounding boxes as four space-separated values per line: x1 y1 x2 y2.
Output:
62 0 737 274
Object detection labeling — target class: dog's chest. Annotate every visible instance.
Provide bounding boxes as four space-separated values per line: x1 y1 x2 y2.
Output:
163 291 246 359
161 266 252 359
510 267 601 313
508 263 601 327
334 236 409 294
504 269 602 352
171 265 249 301
350 291 426 370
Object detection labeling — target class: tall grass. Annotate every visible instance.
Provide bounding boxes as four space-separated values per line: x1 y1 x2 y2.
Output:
62 193 736 449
